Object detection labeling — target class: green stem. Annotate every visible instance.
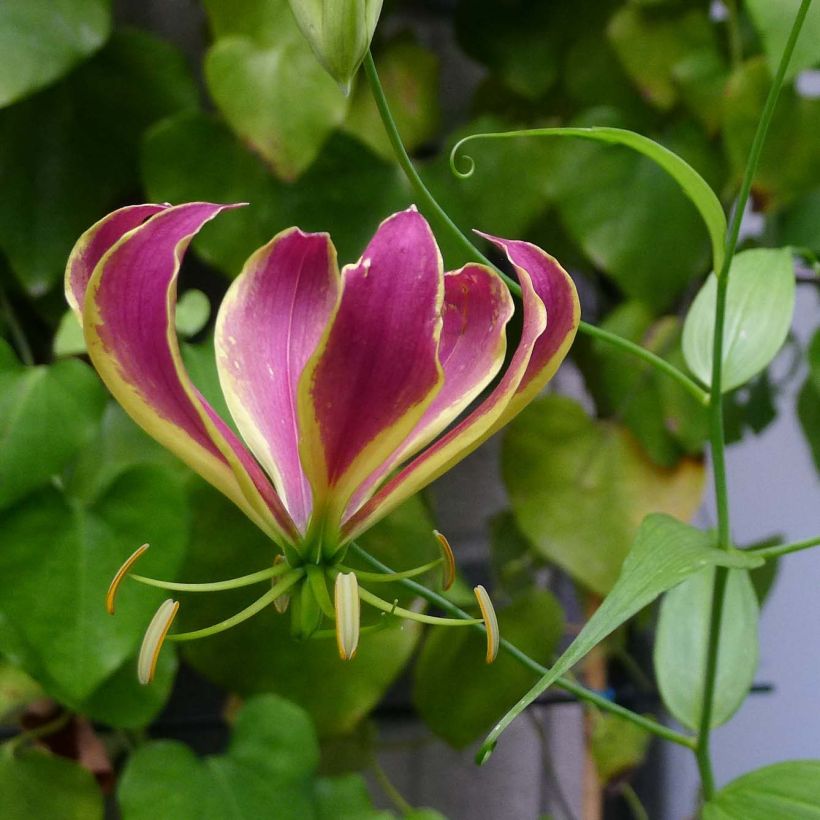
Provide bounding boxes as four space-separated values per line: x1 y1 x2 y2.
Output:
166 571 303 642
0 284 34 366
130 562 290 592
371 753 414 815
363 50 707 405
621 783 649 820
5 710 72 755
349 543 695 750
751 535 820 561
695 0 813 799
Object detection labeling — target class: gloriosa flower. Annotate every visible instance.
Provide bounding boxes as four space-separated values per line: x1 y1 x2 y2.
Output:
66 203 578 681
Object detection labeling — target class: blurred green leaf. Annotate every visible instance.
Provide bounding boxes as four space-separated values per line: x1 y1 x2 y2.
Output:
204 0 348 181
778 189 820 253
589 712 650 784
608 5 723 114
703 760 820 819
118 694 386 819
0 466 188 703
798 329 820 472
541 112 721 309
142 111 408 275
654 567 759 731
502 395 706 595
53 311 87 358
582 303 708 465
723 371 779 444
455 0 558 100
489 510 541 597
682 248 795 392
345 37 440 161
0 343 106 510
0 0 111 108
0 660 44 723
0 29 198 295
723 58 820 210
480 514 763 761
178 480 423 736
0 749 103 820
413 590 564 748
747 0 820 80
175 289 211 339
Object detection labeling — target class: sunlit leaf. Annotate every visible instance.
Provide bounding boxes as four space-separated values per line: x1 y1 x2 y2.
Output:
703 760 820 819
478 514 763 762
654 567 759 731
590 713 650 784
502 395 706 595
0 0 111 108
682 248 796 392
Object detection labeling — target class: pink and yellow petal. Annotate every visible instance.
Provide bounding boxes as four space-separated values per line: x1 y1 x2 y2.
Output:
83 202 298 545
343 238 578 541
345 263 513 518
297 208 445 534
65 204 168 323
216 228 341 533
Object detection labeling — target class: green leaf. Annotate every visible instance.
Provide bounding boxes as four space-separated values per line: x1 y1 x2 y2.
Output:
453 117 725 308
118 694 384 819
345 37 440 162
703 760 820 819
413 590 564 748
0 29 198 295
502 395 706 595
175 289 211 339
723 59 820 210
454 0 558 100
747 0 820 80
608 5 724 115
0 466 188 703
0 0 111 108
478 513 763 761
589 713 650 784
0 660 44 723
204 0 348 181
778 190 820 253
142 111 408 276
654 567 759 731
682 248 796 392
53 311 87 358
0 748 103 820
581 303 708 466
0 346 106 510
178 481 423 736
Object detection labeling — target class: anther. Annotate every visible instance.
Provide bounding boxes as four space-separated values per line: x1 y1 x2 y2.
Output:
474 585 499 663
334 573 360 661
106 543 149 615
433 530 456 590
137 598 179 685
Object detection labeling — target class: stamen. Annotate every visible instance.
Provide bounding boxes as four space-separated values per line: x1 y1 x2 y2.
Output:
273 556 290 613
474 585 499 663
433 530 456 590
336 557 442 583
129 562 289 593
358 586 482 626
306 565 335 618
166 570 303 642
137 598 179 685
334 573 360 660
106 543 149 614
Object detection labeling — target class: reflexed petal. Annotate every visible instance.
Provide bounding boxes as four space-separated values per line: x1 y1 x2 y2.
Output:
65 204 168 324
343 236 578 541
345 263 513 517
216 229 340 532
83 202 298 544
298 208 444 530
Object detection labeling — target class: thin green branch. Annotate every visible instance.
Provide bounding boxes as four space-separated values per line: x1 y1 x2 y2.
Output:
4 710 72 755
349 543 695 750
751 535 820 561
363 49 707 405
0 284 34 366
695 0 813 799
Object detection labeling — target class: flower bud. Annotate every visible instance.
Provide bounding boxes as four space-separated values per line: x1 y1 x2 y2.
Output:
288 0 383 93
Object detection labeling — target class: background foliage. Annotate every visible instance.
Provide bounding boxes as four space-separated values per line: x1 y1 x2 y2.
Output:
0 0 818 817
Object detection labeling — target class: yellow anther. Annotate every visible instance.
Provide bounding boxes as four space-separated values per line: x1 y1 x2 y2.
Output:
106 543 149 615
474 585 499 664
334 572 360 661
433 530 456 590
137 598 179 685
